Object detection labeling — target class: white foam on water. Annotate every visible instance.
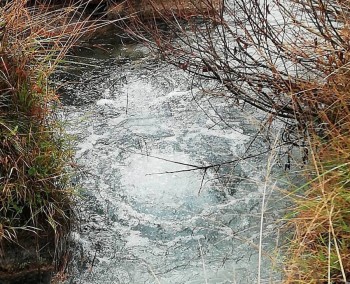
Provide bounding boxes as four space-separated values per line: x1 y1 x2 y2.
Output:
125 230 150 248
121 153 207 204
64 55 286 284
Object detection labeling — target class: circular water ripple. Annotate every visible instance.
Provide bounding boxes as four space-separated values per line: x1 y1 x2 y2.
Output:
64 54 285 284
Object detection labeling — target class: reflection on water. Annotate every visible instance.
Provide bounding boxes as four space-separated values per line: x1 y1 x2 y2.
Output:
61 43 286 284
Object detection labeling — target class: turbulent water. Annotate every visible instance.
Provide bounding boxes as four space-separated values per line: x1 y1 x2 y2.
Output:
60 40 288 284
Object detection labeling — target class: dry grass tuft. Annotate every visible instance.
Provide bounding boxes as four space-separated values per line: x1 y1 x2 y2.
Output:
284 54 350 284
0 0 101 276
108 0 222 20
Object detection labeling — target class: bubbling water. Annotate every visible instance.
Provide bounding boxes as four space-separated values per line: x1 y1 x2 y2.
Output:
62 44 286 284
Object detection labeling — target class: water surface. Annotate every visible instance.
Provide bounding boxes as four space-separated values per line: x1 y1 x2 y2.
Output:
61 41 287 284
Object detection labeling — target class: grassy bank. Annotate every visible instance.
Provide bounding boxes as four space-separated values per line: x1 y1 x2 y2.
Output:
281 0 350 281
0 0 95 279
108 0 221 20
284 63 350 282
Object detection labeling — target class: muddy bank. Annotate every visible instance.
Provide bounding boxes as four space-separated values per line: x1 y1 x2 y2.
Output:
0 232 56 284
0 268 53 284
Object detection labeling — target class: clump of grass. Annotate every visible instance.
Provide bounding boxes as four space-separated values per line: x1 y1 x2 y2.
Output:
0 0 98 275
284 145 350 283
284 60 350 283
